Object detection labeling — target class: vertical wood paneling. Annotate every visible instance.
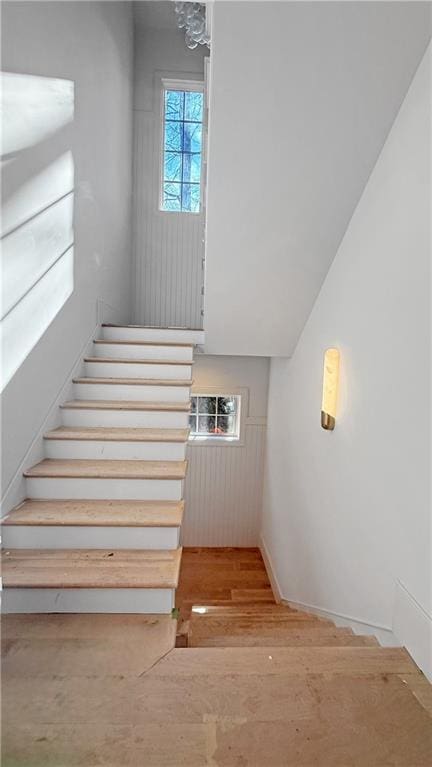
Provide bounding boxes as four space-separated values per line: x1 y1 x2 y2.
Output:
132 109 204 329
183 425 266 546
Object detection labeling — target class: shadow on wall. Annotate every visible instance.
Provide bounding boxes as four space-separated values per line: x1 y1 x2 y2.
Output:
1 71 75 390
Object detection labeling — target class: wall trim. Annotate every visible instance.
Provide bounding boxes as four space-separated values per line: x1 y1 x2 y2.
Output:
259 534 283 603
1 318 100 517
283 598 399 647
259 534 399 646
393 579 432 680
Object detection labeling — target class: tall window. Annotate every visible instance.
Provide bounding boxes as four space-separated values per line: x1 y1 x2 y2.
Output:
161 85 204 213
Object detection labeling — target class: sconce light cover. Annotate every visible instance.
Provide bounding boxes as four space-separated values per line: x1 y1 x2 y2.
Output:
321 348 340 430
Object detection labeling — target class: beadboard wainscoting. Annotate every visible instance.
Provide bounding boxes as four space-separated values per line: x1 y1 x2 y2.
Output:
132 24 206 328
133 111 204 328
181 354 269 546
183 422 266 546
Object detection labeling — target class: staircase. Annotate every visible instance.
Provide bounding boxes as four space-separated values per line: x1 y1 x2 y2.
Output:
2 324 204 613
184 601 381 648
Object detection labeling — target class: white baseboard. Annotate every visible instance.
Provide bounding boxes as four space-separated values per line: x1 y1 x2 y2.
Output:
1 320 99 517
259 534 284 604
259 534 399 647
283 598 399 647
393 580 432 681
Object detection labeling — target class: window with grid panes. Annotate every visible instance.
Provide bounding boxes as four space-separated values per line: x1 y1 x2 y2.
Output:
189 395 240 439
161 86 204 213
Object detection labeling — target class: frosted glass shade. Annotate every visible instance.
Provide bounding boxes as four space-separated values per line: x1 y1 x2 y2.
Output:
321 348 340 430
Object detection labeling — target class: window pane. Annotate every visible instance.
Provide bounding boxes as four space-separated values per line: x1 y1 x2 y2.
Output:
189 414 197 432
164 121 183 152
191 397 197 413
163 182 181 211
165 90 184 121
217 396 236 415
184 91 203 122
183 122 202 153
182 153 201 184
164 152 182 182
161 87 203 213
198 415 216 434
217 415 236 434
198 396 216 414
182 184 200 213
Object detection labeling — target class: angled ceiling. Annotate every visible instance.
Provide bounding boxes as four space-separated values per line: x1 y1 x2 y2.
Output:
204 1 431 356
133 1 178 32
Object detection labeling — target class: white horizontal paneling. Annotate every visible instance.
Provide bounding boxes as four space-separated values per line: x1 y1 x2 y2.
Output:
183 424 266 546
133 109 204 329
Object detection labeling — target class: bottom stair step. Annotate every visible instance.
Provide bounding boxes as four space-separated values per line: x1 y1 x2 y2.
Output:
2 548 182 614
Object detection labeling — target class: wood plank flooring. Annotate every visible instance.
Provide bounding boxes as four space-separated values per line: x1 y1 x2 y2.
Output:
2 547 432 766
175 547 274 619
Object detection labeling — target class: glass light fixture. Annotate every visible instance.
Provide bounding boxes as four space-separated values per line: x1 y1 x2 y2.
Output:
321 348 340 430
174 2 210 49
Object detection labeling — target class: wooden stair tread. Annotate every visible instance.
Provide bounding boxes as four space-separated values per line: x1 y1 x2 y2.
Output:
151 646 416 676
2 548 182 589
2 499 184 527
73 377 193 387
84 357 194 366
189 620 340 636
190 634 380 647
102 323 203 331
24 459 187 480
44 427 190 443
189 604 301 615
94 339 193 348
61 400 191 412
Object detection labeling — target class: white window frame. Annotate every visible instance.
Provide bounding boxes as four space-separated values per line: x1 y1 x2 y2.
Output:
188 388 248 447
159 78 205 214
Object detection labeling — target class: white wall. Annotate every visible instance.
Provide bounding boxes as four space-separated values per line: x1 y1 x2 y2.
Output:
1 1 134 499
261 46 431 675
184 354 269 545
132 14 206 328
204 1 431 356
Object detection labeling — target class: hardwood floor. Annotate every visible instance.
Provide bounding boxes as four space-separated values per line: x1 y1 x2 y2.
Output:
2 547 432 766
175 546 274 619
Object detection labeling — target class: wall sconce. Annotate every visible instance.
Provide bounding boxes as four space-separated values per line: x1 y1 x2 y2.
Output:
321 348 340 430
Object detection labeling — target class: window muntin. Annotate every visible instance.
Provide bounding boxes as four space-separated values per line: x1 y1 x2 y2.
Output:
161 88 204 213
189 395 240 439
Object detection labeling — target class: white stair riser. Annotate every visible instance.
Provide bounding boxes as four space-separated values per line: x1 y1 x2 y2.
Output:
74 383 190 402
44 439 186 461
26 477 184 501
85 361 192 379
61 409 190 429
2 588 175 614
102 326 204 345
2 525 180 550
94 342 193 362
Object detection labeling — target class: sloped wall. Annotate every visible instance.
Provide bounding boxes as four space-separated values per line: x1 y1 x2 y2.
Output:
261 45 431 676
1 1 134 500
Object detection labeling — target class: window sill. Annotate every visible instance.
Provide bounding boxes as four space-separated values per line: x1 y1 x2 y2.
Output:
188 435 243 447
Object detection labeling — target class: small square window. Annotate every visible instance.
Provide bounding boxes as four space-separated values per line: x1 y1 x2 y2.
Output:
189 395 241 440
161 84 204 213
